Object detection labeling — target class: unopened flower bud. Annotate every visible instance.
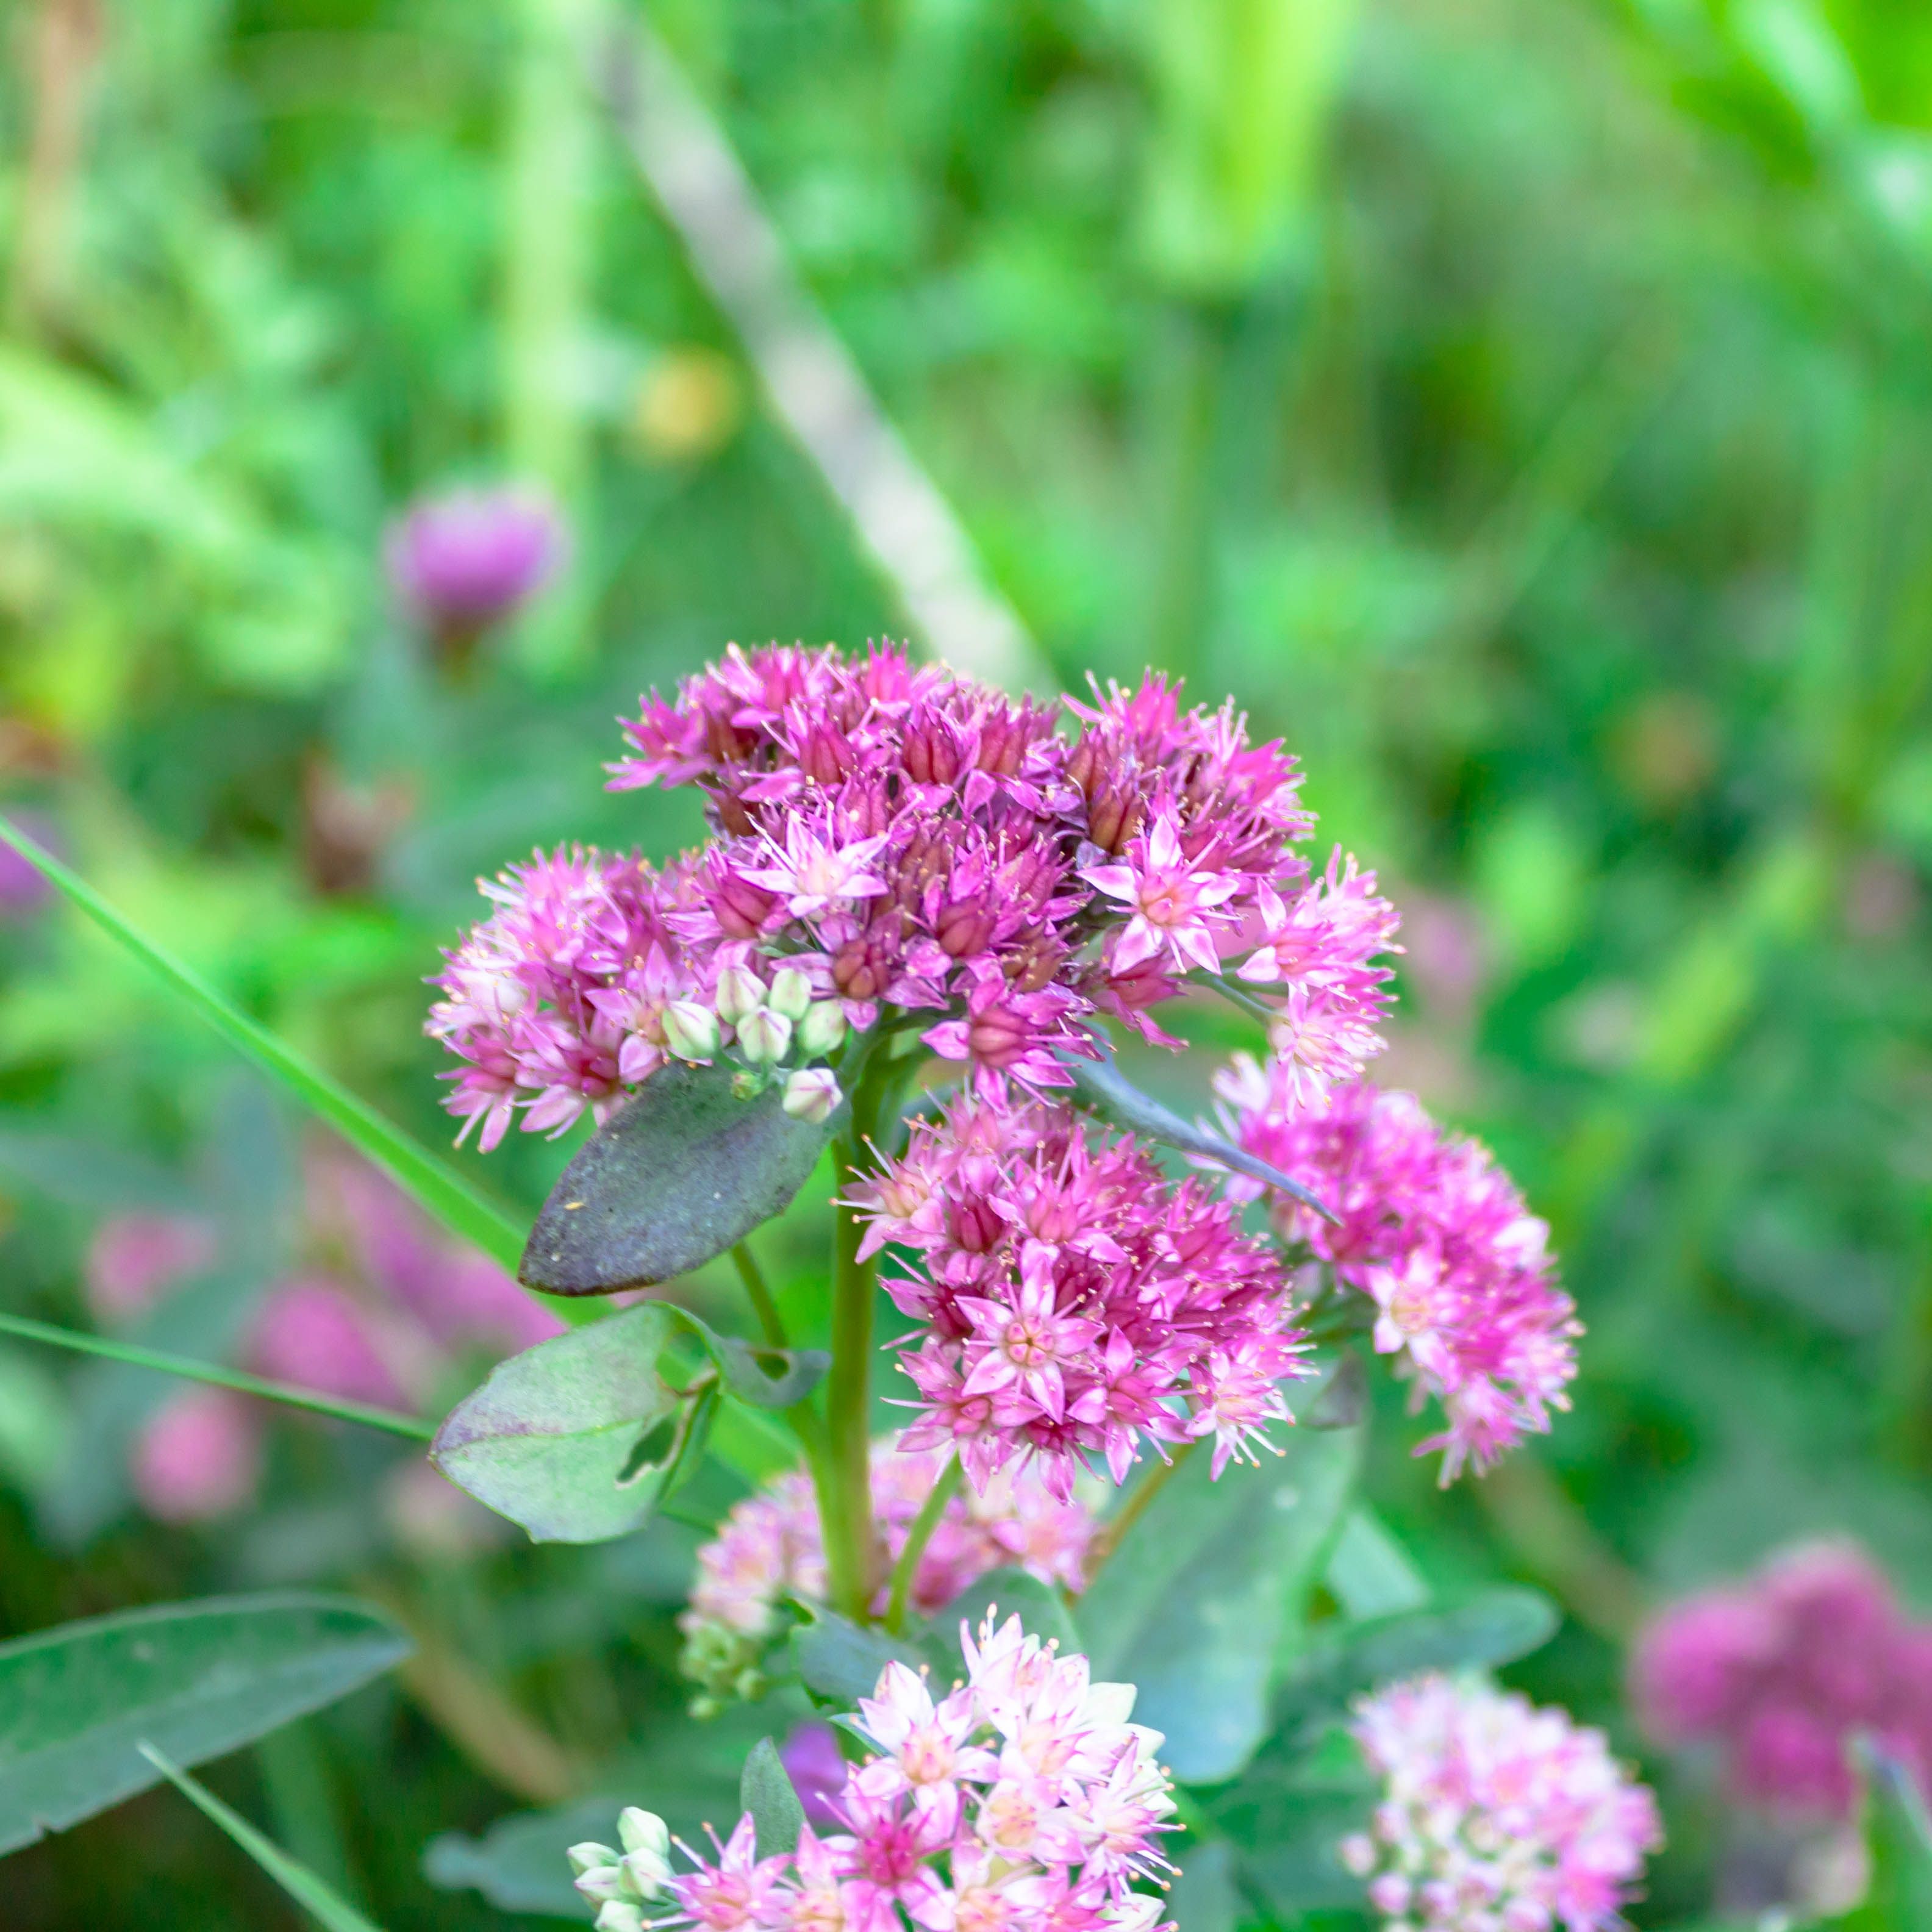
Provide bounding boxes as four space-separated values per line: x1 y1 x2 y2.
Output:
568 1843 619 1881
796 1000 846 1057
782 1068 841 1123
595 1905 646 1932
737 1006 792 1063
574 1866 629 1905
714 965 765 1025
662 999 719 1063
617 1809 669 1861
768 966 812 1021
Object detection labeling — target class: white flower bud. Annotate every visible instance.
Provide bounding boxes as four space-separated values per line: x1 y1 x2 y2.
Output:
617 1809 671 1897
767 965 812 1021
736 1006 793 1064
574 1866 629 1905
713 966 765 1025
796 999 846 1057
567 1842 620 1880
782 1067 842 1123
595 1905 647 1932
661 999 720 1063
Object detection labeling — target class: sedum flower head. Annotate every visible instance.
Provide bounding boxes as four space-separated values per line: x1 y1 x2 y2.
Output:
587 1612 1176 1932
679 1434 1100 1705
428 645 1398 1149
853 1094 1312 1498
1220 1062 1578 1481
385 484 565 642
1631 1539 1932 1818
1342 1674 1661 1932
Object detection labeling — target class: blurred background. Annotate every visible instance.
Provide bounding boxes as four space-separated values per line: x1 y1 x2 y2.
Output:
3 0 1931 1923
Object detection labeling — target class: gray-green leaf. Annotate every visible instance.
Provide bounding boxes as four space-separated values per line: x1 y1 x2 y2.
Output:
521 1062 839 1293
431 1303 690 1542
1079 1417 1362 1784
1068 1047 1336 1222
790 1609 928 1706
928 1568 1081 1670
0 1592 409 1856
741 1737 806 1858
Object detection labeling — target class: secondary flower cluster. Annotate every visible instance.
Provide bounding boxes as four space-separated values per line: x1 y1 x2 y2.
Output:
1341 1675 1661 1932
1631 1539 1932 1817
428 643 1397 1150
573 1612 1176 1932
681 1434 1099 1706
1220 1060 1578 1481
852 1092 1312 1498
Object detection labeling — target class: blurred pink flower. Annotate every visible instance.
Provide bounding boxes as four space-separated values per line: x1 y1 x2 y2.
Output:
131 1389 261 1523
84 1213 218 1324
249 1276 407 1409
385 485 565 642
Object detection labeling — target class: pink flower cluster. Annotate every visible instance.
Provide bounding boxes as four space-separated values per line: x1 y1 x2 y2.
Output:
852 1093 1312 1498
98 1150 562 1524
1631 1539 1932 1818
1219 1060 1578 1480
1340 1675 1661 1932
428 643 1397 1149
576 1612 1176 1932
681 1434 1098 1705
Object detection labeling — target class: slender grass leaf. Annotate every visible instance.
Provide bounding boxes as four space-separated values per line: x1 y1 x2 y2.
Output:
0 816 530 1277
0 1311 435 1442
431 1303 690 1542
1079 1411 1362 1783
741 1737 806 1858
0 1592 410 1854
137 1742 386 1932
520 1061 839 1293
1067 1047 1337 1223
1820 1741 1932 1930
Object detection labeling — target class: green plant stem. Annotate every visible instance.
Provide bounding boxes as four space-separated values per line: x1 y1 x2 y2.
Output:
1083 1440 1198 1584
820 1049 894 1622
0 1311 437 1441
884 1454 962 1633
731 1240 788 1349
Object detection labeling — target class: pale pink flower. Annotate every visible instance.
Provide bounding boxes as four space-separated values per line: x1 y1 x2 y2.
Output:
131 1389 262 1522
1080 814 1241 976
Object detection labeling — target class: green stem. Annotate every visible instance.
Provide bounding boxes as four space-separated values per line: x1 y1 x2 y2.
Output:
884 1454 962 1633
820 1046 893 1621
731 1240 789 1350
0 1311 437 1442
1082 1440 1198 1585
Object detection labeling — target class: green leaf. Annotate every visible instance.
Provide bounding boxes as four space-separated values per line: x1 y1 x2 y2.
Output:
1270 1587 1561 1741
741 1737 806 1858
1323 1507 1430 1617
520 1061 839 1293
1068 1046 1337 1223
1078 1415 1362 1784
138 1742 387 1932
0 1592 410 1855
1164 1836 1239 1932
431 1304 695 1542
1819 1742 1932 1930
1201 1723 1376 1914
790 1608 929 1706
0 816 529 1278
928 1567 1081 1668
672 1305 829 1409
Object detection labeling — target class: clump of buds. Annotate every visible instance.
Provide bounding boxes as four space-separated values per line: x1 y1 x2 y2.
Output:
568 1808 673 1932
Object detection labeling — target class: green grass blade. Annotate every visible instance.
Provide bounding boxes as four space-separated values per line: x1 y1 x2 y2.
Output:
0 1311 435 1442
0 814 526 1273
137 1742 387 1932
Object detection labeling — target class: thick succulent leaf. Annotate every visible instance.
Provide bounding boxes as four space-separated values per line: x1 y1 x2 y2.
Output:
520 1062 839 1293
927 1568 1081 1669
1078 1409 1362 1784
790 1608 929 1706
1201 1724 1375 1914
1268 1587 1559 1743
431 1304 693 1542
1068 1049 1337 1223
673 1306 828 1409
742 1737 807 1858
140 1743 387 1932
1322 1507 1430 1617
0 1592 409 1855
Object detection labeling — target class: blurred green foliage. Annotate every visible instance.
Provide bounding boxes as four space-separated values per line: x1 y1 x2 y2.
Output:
3 0 1932 1923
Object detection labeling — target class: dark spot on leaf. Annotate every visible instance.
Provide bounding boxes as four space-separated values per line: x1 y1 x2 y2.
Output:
619 1415 679 1485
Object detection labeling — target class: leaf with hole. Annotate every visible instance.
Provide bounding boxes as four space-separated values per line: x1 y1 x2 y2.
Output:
520 1060 839 1293
140 1742 387 1932
0 1592 409 1856
1078 1401 1362 1784
741 1737 806 1858
431 1303 699 1542
1068 1046 1337 1223
672 1306 828 1409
